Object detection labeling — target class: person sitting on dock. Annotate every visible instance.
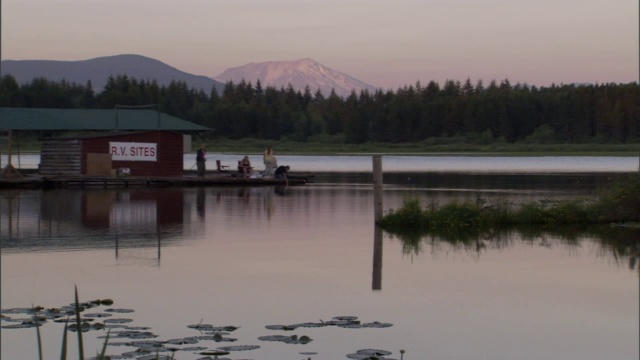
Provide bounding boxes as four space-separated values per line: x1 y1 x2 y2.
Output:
238 156 253 176
274 165 290 180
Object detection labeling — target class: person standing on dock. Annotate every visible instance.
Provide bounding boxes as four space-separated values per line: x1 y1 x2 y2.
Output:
196 143 207 177
263 145 277 177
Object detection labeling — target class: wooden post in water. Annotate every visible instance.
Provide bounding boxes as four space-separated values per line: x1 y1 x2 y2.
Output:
1 129 23 179
372 224 383 291
372 155 383 290
373 155 383 222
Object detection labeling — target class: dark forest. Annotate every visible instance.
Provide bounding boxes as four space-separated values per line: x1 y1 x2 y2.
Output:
1 74 638 144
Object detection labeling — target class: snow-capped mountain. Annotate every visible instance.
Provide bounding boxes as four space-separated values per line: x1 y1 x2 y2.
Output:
214 58 378 97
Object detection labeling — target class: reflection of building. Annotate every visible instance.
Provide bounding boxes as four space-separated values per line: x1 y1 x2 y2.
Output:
1 189 188 255
82 189 184 229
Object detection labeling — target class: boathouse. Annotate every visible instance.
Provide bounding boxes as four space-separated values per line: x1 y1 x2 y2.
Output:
1 107 210 177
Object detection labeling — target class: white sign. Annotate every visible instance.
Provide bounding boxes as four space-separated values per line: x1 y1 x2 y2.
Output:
109 142 157 161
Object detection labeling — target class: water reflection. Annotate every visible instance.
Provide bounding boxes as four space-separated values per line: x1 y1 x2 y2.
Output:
1 188 188 265
385 225 640 274
372 225 383 290
2 180 638 360
3 184 637 273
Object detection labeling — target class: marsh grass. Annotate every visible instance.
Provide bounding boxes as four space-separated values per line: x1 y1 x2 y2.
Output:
379 174 640 232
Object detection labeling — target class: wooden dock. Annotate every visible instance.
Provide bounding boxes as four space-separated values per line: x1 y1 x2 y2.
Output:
0 172 310 189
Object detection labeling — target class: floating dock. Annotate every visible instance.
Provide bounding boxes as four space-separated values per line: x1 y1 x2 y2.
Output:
0 172 311 189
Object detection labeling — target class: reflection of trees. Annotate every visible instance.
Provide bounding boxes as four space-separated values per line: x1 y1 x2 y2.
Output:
385 225 640 269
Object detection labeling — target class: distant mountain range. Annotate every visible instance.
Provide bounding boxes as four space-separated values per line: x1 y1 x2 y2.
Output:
214 58 378 97
0 54 224 93
1 54 378 98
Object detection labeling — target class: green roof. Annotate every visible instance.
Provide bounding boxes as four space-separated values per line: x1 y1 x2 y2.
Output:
0 108 211 132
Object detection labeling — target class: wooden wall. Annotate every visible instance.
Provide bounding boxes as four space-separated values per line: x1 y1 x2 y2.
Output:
40 139 82 175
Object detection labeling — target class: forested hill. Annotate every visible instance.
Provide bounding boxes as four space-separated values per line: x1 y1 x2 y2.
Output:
1 74 638 145
0 54 224 93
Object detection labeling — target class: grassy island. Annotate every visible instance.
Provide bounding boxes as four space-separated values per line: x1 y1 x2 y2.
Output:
378 174 640 233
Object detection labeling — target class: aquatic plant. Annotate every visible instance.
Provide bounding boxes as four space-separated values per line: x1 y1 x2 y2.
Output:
74 285 85 360
4 299 396 359
379 174 640 231
10 287 115 360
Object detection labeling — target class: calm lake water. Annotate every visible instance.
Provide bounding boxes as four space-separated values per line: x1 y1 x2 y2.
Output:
1 157 639 360
2 153 639 173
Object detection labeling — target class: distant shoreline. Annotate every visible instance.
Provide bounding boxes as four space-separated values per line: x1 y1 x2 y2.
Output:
3 137 640 156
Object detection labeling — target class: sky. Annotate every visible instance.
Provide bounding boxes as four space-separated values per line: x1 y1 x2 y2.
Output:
1 0 638 90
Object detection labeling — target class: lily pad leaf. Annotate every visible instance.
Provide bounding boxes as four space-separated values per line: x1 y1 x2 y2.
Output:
216 345 260 351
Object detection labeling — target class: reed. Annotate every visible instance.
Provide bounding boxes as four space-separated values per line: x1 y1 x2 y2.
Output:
74 285 85 360
32 305 43 360
29 286 113 360
60 318 69 360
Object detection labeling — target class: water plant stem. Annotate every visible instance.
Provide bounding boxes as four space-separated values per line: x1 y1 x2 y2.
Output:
74 285 85 360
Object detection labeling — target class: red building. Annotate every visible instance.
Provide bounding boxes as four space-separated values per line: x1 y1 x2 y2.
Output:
0 108 210 177
81 131 186 177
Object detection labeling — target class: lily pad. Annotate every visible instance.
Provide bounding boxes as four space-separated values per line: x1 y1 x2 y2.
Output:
203 331 230 336
265 324 297 331
0 308 34 315
357 348 393 356
1 323 41 329
105 341 132 347
216 345 260 351
110 330 158 339
187 323 215 330
189 324 239 332
68 322 93 332
123 325 151 330
338 323 364 329
175 346 207 352
347 353 378 359
100 299 114 305
129 340 166 349
84 313 112 318
166 337 200 345
258 334 312 344
258 335 292 342
121 350 151 358
291 321 327 328
362 321 393 328
198 350 230 356
105 308 134 313
136 355 174 360
104 318 133 324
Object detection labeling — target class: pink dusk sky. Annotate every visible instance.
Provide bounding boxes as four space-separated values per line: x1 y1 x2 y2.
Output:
1 0 638 90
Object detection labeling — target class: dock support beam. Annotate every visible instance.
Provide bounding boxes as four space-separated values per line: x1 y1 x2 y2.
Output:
373 155 383 222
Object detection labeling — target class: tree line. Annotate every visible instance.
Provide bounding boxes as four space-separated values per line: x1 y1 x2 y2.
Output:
1 74 638 144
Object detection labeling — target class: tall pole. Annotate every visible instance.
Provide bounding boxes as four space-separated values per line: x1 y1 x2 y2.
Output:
372 155 383 291
1 129 22 179
372 155 383 222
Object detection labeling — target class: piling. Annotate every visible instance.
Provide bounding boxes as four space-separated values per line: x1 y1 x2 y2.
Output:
372 224 382 291
373 155 383 222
